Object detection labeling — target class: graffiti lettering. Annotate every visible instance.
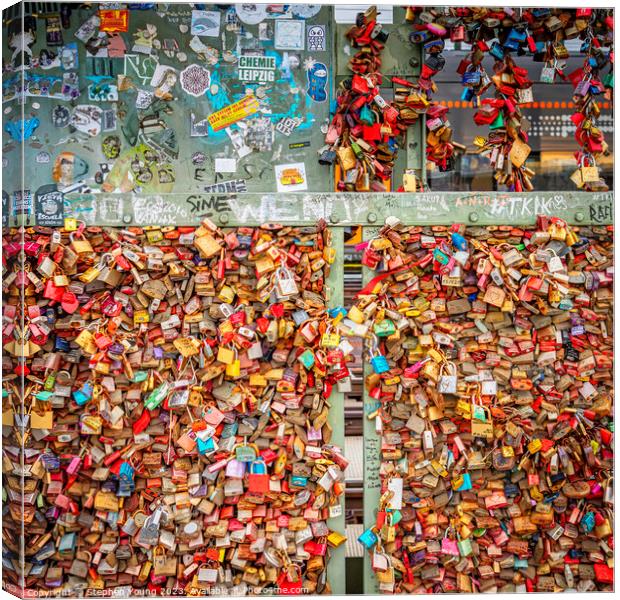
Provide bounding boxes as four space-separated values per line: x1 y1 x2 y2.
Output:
590 203 613 223
186 194 231 215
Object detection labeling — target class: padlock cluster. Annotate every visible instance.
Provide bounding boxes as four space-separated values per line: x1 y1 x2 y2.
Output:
320 6 407 192
403 10 463 174
353 217 613 592
397 7 613 190
569 35 613 191
2 220 350 595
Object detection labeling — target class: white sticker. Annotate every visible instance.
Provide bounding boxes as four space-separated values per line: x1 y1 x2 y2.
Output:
275 162 307 193
386 477 403 510
307 24 326 51
180 64 211 97
235 4 268 25
191 10 221 37
274 20 305 50
214 158 237 173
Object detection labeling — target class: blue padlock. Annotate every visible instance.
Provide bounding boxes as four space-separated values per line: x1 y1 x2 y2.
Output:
489 42 505 60
461 87 474 102
456 473 472 491
451 232 468 251
197 436 216 455
291 476 308 487
514 558 528 569
371 354 389 374
581 511 595 532
73 382 93 406
358 528 378 549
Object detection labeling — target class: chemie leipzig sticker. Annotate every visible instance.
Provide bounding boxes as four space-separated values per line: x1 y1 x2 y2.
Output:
238 55 276 83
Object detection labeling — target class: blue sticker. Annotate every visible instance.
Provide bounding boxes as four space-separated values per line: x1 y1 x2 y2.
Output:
306 61 327 103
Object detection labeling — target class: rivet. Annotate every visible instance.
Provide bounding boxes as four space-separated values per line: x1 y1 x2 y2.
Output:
574 211 585 222
367 212 377 223
219 213 230 225
469 212 479 223
329 213 339 224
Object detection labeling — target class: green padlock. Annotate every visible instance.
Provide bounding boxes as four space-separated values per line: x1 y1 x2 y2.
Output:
374 319 396 337
298 349 315 369
458 537 473 557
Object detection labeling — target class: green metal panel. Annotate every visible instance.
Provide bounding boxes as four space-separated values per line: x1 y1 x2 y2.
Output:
3 4 334 196
335 7 420 78
33 190 615 228
361 225 381 595
325 226 346 595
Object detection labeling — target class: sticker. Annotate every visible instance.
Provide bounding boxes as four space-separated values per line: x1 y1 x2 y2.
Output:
135 89 154 110
275 20 305 50
235 4 268 25
306 59 328 103
102 136 121 159
34 185 64 226
289 141 310 149
132 24 157 55
71 105 102 137
35 151 51 164
99 9 129 32
307 24 326 51
38 49 59 70
276 116 302 136
226 128 252 159
61 72 80 100
180 64 211 97
258 22 273 41
215 158 237 173
207 96 260 132
102 109 117 132
52 105 71 128
238 54 276 83
2 191 9 227
13 190 32 216
74 14 100 43
60 42 79 70
150 65 178 99
204 179 248 193
192 152 206 165
87 77 118 102
191 10 221 37
291 5 322 19
190 112 210 137
246 117 274 152
275 162 307 192
124 54 158 85
4 118 39 142
107 33 127 58
52 152 89 187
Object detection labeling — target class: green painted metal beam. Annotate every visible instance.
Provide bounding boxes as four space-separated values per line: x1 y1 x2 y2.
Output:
361 226 381 595
325 226 346 595
35 190 615 227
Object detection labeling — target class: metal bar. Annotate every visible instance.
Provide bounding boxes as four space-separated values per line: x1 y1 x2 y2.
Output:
326 226 346 595
362 225 381 595
55 191 614 227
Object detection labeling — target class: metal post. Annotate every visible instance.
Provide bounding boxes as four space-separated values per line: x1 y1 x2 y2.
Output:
361 226 382 594
326 226 346 595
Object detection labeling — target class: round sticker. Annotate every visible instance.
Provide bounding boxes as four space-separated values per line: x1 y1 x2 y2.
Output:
235 4 268 25
180 64 211 97
35 151 51 164
291 5 321 19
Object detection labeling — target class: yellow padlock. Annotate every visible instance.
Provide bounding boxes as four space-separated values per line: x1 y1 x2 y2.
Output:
217 346 235 365
347 305 365 324
64 217 78 232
